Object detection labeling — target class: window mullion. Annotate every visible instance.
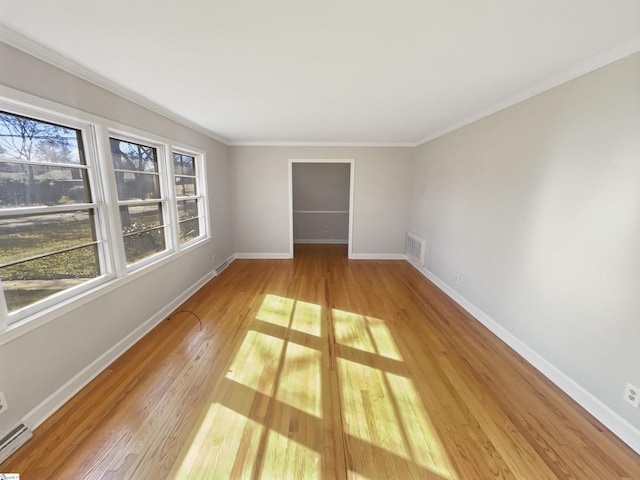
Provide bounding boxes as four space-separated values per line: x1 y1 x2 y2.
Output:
156 143 176 253
85 124 116 279
196 153 209 240
165 147 180 251
98 129 128 277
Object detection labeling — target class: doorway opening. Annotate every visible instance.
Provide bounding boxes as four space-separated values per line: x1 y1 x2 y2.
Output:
288 159 354 259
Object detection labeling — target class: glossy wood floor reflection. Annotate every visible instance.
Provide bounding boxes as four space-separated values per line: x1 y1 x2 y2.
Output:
3 245 640 479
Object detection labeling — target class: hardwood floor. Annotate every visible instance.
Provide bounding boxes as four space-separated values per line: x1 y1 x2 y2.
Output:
2 244 639 479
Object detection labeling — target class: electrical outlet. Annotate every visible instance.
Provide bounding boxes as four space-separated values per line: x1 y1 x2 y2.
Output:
624 383 640 408
323 230 328 237
454 274 459 284
0 391 7 415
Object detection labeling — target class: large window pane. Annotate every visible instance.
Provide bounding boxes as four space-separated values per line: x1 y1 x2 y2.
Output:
177 199 200 244
120 203 166 263
177 200 198 221
110 136 169 266
179 219 200 244
110 138 158 172
0 111 84 166
1 244 100 312
114 171 161 201
173 151 204 246
175 176 197 197
119 203 163 229
0 108 105 321
0 163 90 207
0 210 98 266
173 153 195 175
123 226 166 263
0 110 90 210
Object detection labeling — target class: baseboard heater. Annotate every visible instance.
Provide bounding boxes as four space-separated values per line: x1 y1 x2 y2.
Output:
0 423 32 464
214 260 231 276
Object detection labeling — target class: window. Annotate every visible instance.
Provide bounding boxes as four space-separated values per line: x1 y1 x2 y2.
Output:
109 137 168 265
173 151 206 245
0 93 210 331
0 109 108 320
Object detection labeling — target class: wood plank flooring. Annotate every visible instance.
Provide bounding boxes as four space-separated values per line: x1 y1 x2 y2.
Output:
2 244 639 479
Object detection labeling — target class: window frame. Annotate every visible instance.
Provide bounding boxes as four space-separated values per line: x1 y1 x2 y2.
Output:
0 86 211 338
171 147 208 249
0 99 115 326
106 131 173 272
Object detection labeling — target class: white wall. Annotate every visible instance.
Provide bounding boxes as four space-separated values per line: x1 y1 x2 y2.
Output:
0 42 233 439
409 53 640 436
292 163 350 242
230 146 414 257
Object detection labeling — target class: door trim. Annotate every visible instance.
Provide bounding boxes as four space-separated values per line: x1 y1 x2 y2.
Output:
288 159 355 259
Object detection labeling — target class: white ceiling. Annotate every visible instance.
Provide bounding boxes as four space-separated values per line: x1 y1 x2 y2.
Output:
1 1 640 145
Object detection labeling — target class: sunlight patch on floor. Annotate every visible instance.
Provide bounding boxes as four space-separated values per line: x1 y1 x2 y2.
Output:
333 309 377 355
366 316 402 361
173 294 456 479
385 372 457 477
338 357 457 479
333 306 457 480
226 330 284 396
277 342 323 418
332 309 402 361
172 403 264 479
291 299 322 337
256 293 294 327
261 430 322 479
338 357 407 457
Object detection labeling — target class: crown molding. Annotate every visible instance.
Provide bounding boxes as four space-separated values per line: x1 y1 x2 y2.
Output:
0 23 231 146
229 140 416 147
417 36 640 146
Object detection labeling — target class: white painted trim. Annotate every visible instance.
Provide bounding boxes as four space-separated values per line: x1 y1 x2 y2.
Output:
350 253 407 260
19 268 216 433
406 258 640 455
288 159 355 260
417 37 640 146
229 141 416 147
293 210 349 214
234 253 292 259
294 239 348 244
0 24 230 145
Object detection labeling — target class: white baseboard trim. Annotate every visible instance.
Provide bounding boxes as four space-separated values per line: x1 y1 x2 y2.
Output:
232 252 406 260
294 239 348 244
406 257 640 455
21 269 216 432
234 253 292 259
350 253 407 260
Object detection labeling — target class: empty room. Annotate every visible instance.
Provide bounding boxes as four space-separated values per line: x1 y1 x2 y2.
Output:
1 1 639 478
